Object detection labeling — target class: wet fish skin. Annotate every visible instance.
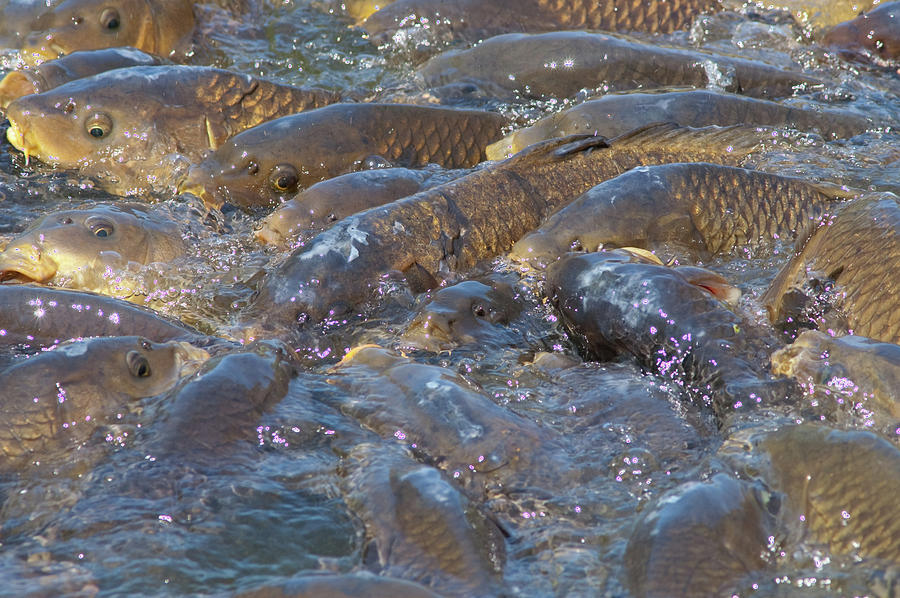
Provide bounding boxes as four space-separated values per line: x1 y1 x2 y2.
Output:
233 572 444 598
771 330 900 423
824 0 900 62
0 285 208 348
625 474 778 598
330 345 579 496
248 124 767 329
362 0 723 45
732 424 900 562
418 31 823 102
762 194 900 344
0 203 186 296
312 0 398 21
340 443 506 597
510 162 847 268
401 278 523 351
179 103 506 210
4 65 341 196
545 251 794 421
0 335 209 472
0 47 164 110
20 0 195 64
256 166 462 247
489 90 876 160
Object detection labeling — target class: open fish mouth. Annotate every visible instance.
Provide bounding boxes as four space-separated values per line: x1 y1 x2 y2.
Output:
5 119 34 165
0 251 57 284
173 342 212 378
0 72 40 110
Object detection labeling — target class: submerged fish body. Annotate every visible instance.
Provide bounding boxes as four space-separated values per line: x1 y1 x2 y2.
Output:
362 0 723 45
0 47 164 110
4 65 340 195
0 203 186 296
248 124 769 330
625 474 778 598
20 0 196 64
340 443 506 596
178 103 506 210
418 31 823 102
0 335 208 472
510 162 848 268
256 167 461 246
824 0 900 62
545 250 791 421
488 90 876 159
762 194 900 344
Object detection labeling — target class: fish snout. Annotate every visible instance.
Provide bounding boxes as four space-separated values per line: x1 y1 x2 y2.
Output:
20 32 64 66
402 309 458 351
172 342 212 377
0 239 57 283
4 105 39 165
0 72 40 111
177 165 226 210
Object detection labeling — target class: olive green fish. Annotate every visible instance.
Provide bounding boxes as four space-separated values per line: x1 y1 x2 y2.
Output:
362 0 723 46
178 103 506 210
4 65 341 196
0 335 208 473
245 124 772 330
510 162 852 268
0 203 186 297
19 0 195 64
0 47 163 110
418 31 824 102
762 194 900 344
255 167 462 247
489 90 877 160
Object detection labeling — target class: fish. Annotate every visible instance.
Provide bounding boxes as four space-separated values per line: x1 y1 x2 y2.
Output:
510 162 852 268
400 278 522 351
234 573 444 598
727 424 900 563
824 0 900 62
488 90 877 160
4 65 341 196
0 203 186 297
0 47 164 110
244 124 773 331
771 330 900 428
312 0 398 20
19 0 196 64
178 103 506 210
340 444 506 596
0 285 210 349
761 193 900 344
0 0 64 48
418 31 825 102
255 166 463 247
0 335 208 473
362 0 724 46
625 474 779 597
545 250 794 423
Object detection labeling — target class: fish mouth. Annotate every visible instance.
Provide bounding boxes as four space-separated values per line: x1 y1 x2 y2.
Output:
176 171 224 210
0 252 57 284
19 40 66 66
0 72 40 110
5 117 36 166
172 342 212 377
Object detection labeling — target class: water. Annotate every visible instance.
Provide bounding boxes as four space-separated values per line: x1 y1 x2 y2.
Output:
0 1 899 596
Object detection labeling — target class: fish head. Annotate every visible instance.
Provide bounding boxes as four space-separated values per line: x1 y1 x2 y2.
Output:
20 0 195 65
4 72 174 187
56 335 210 400
0 204 183 292
179 134 305 211
0 71 42 110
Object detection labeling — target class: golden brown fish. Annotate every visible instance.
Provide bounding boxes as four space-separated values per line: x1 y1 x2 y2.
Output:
510 162 852 268
418 31 825 102
245 124 772 331
0 47 163 110
178 103 506 210
19 0 195 64
824 0 900 62
0 335 208 473
489 90 877 160
255 166 462 247
762 194 900 344
4 65 341 196
362 0 723 46
234 573 444 598
313 0 397 20
0 203 185 297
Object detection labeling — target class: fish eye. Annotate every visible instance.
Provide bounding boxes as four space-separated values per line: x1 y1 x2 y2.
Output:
86 217 115 238
85 113 113 139
126 350 152 378
269 164 299 193
100 8 120 30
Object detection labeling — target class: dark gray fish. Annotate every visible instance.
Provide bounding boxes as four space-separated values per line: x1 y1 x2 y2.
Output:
419 31 824 101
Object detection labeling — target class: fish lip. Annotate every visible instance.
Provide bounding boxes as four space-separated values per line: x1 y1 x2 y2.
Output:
19 40 65 66
4 115 37 165
172 342 211 377
0 72 40 111
176 170 224 210
0 255 57 284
